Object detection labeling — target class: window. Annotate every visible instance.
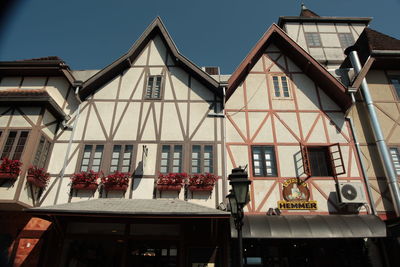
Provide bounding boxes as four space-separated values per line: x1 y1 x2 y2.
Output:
308 147 333 177
160 145 183 173
252 146 277 177
145 75 163 99
110 144 133 173
338 33 355 49
191 145 214 174
1 130 29 160
80 145 104 172
305 33 322 47
33 136 51 168
390 147 400 176
389 77 400 99
272 76 291 98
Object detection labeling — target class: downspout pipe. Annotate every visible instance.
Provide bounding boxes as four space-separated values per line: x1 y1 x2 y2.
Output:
346 114 377 215
347 49 400 217
55 83 82 204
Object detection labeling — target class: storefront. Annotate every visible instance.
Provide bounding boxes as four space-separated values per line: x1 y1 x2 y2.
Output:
231 215 387 267
27 199 230 267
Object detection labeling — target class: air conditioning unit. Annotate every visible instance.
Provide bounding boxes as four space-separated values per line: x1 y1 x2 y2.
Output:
337 182 366 204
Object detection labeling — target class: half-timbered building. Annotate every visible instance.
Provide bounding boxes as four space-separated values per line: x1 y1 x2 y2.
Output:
0 18 230 267
225 24 385 266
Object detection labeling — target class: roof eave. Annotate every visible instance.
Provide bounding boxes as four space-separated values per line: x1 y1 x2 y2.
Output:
278 16 372 27
227 24 351 111
80 17 221 101
0 61 76 85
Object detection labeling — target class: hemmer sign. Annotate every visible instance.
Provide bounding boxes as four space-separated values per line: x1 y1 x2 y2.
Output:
277 178 317 210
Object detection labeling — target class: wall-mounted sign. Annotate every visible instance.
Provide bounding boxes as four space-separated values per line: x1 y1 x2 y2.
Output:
277 178 317 210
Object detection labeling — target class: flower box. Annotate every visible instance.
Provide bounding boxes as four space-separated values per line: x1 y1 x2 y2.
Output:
71 183 98 190
104 184 128 191
27 175 46 188
188 185 214 192
0 172 18 179
157 184 183 191
156 173 186 192
26 166 50 188
0 158 21 179
71 170 100 191
102 172 130 192
187 173 217 192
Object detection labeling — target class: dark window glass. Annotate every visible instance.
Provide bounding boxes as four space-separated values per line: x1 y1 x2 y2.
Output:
308 147 332 177
1 131 29 160
390 77 400 99
252 146 277 177
33 136 51 168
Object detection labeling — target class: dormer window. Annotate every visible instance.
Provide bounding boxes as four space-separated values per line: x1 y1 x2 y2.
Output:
338 33 355 49
272 76 291 98
305 33 322 47
145 75 163 99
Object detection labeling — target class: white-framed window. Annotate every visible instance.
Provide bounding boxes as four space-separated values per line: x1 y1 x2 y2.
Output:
160 145 183 174
110 144 134 173
390 147 400 176
252 146 277 177
338 33 355 49
272 76 291 98
191 145 214 174
80 145 104 172
145 75 163 99
305 33 322 47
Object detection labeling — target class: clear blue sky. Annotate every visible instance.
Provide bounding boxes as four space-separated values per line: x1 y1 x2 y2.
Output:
1 0 399 74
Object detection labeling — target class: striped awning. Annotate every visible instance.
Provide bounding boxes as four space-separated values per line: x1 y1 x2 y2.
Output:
231 215 386 238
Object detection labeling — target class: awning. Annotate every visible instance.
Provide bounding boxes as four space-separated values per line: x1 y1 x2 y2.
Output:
26 199 230 218
231 215 386 238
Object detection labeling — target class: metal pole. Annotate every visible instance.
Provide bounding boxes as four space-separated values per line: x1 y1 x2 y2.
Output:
235 206 244 267
348 50 400 217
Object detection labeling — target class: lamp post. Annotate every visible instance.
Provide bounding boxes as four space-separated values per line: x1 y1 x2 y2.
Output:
227 167 251 267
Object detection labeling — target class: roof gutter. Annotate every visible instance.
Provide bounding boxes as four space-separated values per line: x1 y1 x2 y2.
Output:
347 48 400 217
371 50 400 56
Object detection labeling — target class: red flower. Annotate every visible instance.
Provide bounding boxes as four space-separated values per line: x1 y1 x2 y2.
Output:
71 170 100 185
188 173 217 187
102 171 130 187
157 173 187 185
0 158 22 175
27 166 50 186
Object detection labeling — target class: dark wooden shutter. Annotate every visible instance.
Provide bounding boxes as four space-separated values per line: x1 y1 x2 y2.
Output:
328 143 346 176
300 144 311 177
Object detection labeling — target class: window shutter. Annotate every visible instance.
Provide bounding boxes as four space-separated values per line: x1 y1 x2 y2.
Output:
300 144 311 177
328 143 346 176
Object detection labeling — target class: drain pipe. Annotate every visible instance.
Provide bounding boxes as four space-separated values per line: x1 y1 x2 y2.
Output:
346 114 377 215
347 48 400 217
55 83 82 204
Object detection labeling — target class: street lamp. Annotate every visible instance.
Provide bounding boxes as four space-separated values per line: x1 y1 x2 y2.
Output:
227 167 251 267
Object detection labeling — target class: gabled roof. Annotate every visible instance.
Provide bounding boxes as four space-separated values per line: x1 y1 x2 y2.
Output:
299 4 320 18
0 57 76 85
227 24 351 111
79 17 221 100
